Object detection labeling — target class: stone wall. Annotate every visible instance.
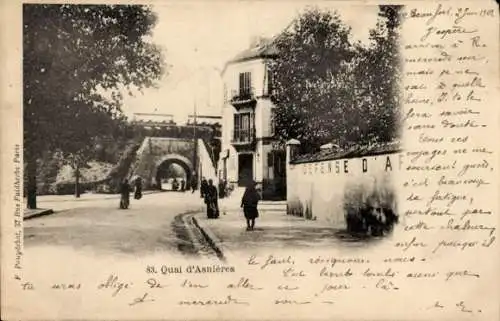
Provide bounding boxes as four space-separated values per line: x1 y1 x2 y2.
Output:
286 140 401 229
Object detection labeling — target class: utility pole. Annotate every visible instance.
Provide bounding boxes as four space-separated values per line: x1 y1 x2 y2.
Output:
193 48 199 183
193 100 198 189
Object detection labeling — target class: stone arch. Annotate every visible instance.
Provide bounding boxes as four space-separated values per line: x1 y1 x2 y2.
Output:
152 154 194 189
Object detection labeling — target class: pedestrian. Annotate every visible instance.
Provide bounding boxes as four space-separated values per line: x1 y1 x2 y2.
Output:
134 177 142 200
223 179 228 198
119 178 132 209
191 174 197 193
180 178 185 192
172 178 179 191
200 177 208 198
204 179 219 219
241 181 260 231
218 179 227 198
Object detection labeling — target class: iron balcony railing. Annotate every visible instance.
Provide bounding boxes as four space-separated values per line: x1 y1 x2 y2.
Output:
231 127 256 144
230 87 256 105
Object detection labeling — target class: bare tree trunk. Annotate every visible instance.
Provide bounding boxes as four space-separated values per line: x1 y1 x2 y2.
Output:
74 165 81 198
26 157 37 209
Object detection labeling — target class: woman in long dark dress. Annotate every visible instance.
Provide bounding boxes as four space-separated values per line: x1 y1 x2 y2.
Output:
134 177 142 200
200 177 208 198
241 181 260 231
204 179 219 219
120 178 132 209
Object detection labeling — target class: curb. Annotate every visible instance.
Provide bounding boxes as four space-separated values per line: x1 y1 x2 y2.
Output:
36 190 162 203
191 216 226 262
24 209 55 220
175 209 206 255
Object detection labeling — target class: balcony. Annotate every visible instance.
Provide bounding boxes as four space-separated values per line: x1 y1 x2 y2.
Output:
230 87 257 109
231 128 256 150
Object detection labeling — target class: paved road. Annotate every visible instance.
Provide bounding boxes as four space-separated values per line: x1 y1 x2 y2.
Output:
24 192 216 258
194 210 376 260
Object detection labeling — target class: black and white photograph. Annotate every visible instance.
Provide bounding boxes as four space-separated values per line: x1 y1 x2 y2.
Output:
4 1 498 320
23 2 402 260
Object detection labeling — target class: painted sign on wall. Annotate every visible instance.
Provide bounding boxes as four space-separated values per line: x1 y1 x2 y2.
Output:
287 152 400 228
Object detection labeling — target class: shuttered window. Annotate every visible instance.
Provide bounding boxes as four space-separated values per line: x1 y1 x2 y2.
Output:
239 72 251 96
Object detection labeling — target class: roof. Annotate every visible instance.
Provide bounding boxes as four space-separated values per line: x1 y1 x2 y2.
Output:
291 141 402 164
230 38 278 63
222 37 278 74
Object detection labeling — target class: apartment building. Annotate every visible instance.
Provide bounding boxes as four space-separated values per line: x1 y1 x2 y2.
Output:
218 38 286 200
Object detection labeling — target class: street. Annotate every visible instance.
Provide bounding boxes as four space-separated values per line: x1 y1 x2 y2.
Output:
24 192 216 258
24 191 375 262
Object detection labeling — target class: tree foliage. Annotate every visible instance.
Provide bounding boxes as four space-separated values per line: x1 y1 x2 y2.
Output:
23 4 165 206
269 6 402 153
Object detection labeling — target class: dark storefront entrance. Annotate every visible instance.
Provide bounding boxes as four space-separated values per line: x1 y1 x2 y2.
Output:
238 153 253 186
262 150 286 200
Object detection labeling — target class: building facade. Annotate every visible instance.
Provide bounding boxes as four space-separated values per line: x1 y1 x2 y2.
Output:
218 39 286 200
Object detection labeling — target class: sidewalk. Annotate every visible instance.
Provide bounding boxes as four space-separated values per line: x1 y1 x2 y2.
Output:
193 209 366 257
24 190 164 218
24 208 54 220
33 190 160 203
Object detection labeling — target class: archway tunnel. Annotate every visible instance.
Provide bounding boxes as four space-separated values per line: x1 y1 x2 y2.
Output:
155 158 193 191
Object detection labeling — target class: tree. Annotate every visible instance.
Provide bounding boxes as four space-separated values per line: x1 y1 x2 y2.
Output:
24 4 166 208
352 5 402 145
269 6 402 153
269 8 356 153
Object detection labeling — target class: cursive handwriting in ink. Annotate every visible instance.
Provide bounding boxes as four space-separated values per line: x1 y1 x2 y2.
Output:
97 275 132 297
428 300 445 309
227 277 262 290
129 292 155 306
277 284 300 291
51 283 81 290
427 301 482 314
260 255 295 270
146 278 166 289
181 279 208 288
283 267 307 278
21 282 35 290
178 295 249 306
247 255 259 265
315 283 350 296
274 299 312 305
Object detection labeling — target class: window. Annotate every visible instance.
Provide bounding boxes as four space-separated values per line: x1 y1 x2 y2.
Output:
233 112 254 142
239 72 252 97
267 69 273 95
270 108 276 136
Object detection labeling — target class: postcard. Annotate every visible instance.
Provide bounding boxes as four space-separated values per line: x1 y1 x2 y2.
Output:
1 0 498 320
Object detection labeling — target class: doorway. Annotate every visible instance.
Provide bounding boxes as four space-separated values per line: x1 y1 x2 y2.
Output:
238 153 253 187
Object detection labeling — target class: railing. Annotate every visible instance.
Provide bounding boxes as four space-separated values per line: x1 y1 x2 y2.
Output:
230 87 256 104
231 128 255 144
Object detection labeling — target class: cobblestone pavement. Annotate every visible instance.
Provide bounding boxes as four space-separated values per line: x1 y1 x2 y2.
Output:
23 192 219 258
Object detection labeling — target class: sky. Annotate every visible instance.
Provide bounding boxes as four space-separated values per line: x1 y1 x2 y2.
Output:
122 1 380 123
